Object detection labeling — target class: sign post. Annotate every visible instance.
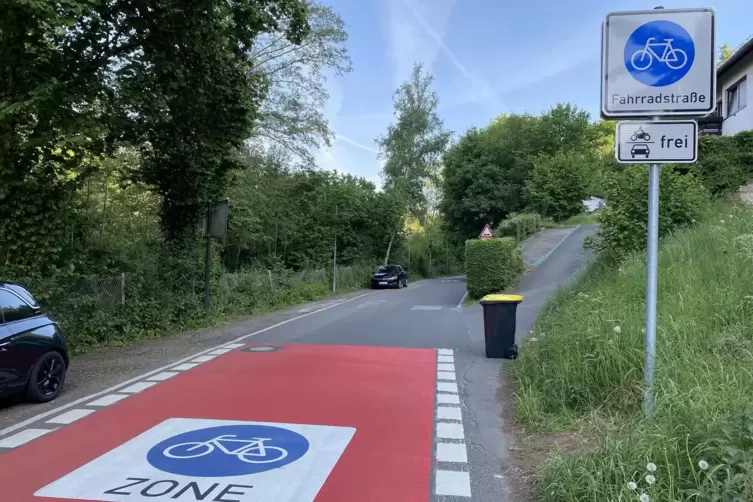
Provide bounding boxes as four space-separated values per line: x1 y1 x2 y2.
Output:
601 6 715 414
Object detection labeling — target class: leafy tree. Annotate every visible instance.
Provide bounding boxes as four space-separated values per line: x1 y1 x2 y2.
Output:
249 0 351 165
718 43 734 65
114 0 311 242
526 152 591 221
376 63 451 263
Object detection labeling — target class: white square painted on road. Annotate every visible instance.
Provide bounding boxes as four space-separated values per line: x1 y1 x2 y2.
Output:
35 418 356 502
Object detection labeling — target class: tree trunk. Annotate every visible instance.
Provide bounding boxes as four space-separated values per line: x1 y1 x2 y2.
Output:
383 231 395 265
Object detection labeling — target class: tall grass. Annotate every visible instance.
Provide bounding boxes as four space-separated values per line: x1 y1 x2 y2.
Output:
515 201 753 501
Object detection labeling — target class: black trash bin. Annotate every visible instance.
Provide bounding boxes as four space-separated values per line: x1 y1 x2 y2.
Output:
480 294 524 359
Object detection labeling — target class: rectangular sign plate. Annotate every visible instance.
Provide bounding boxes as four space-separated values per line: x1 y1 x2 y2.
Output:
615 120 698 163
601 8 716 118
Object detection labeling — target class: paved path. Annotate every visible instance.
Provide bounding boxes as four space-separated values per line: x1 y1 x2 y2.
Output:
0 228 596 501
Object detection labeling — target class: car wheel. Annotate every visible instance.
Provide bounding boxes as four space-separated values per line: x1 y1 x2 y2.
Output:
26 351 66 403
403 278 408 287
397 279 403 289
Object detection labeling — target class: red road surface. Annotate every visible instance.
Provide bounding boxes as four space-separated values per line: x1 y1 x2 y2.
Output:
0 344 436 501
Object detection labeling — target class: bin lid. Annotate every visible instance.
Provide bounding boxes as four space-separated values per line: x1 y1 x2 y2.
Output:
480 294 523 303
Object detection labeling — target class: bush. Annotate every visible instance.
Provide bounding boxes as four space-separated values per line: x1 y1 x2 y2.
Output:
497 213 542 242
465 237 524 298
690 131 753 196
514 202 753 501
590 165 709 260
526 152 591 221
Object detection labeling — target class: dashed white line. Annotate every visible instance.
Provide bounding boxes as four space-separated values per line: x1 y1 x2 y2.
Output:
207 348 234 355
438 355 454 363
436 470 472 497
87 394 130 407
119 381 158 394
437 394 460 405
437 381 459 394
437 407 462 421
437 422 465 440
145 371 179 382
437 349 453 356
223 343 246 349
171 363 201 371
437 363 455 372
437 371 456 381
436 442 468 463
189 355 217 363
46 409 96 425
0 429 55 448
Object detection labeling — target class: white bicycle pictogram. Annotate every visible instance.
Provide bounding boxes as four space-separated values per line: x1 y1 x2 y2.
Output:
630 37 688 71
163 435 289 464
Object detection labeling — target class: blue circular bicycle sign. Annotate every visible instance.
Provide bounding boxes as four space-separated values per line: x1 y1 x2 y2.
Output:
146 424 310 477
624 20 695 87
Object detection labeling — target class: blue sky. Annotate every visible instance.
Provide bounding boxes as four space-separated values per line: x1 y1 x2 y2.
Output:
314 0 753 186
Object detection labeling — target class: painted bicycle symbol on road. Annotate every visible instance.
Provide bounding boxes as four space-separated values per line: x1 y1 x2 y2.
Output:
147 424 309 477
630 37 688 71
163 434 288 464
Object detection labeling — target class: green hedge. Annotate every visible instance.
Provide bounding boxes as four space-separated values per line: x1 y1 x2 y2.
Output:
465 237 524 298
496 212 543 242
691 131 753 196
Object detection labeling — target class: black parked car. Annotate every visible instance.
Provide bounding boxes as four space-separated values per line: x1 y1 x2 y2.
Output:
371 265 408 289
0 282 69 402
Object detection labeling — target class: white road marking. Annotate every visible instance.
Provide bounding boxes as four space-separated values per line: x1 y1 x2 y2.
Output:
145 371 179 381
436 442 468 463
437 348 453 355
438 394 460 405
171 362 200 371
0 291 377 439
222 343 246 349
437 363 455 372
438 355 454 363
411 305 444 311
437 422 465 439
87 394 130 407
435 470 471 497
457 292 469 308
437 381 459 394
119 381 158 394
437 407 462 421
45 409 95 425
0 428 55 448
189 355 217 363
207 348 233 355
437 371 456 381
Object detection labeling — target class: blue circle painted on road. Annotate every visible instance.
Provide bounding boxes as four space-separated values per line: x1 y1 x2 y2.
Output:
146 425 309 477
624 20 695 87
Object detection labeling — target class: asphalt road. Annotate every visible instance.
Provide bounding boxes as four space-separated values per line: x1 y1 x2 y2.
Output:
0 225 597 501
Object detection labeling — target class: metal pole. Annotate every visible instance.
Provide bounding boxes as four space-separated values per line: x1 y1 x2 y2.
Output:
644 115 661 414
204 203 211 312
332 205 338 294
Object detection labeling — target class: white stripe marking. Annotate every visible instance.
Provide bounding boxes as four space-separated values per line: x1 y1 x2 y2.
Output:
146 371 179 382
46 409 95 425
438 381 459 394
120 381 158 394
0 291 377 439
457 292 468 308
435 470 471 497
438 355 454 363
437 407 462 421
87 394 129 407
437 371 456 381
0 428 54 448
437 363 455 372
207 348 233 355
437 422 465 439
437 349 453 355
190 355 217 363
171 363 200 371
436 442 468 463
222 343 246 349
438 394 460 405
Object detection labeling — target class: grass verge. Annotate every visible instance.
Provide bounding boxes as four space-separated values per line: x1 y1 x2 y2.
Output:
513 200 753 501
561 212 599 227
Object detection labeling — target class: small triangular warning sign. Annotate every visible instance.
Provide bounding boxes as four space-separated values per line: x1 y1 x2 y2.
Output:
479 224 494 239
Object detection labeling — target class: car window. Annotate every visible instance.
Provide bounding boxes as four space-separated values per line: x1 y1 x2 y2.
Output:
0 289 37 323
6 284 38 307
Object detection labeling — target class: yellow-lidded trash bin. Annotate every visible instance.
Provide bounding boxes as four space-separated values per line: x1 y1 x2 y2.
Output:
480 294 524 359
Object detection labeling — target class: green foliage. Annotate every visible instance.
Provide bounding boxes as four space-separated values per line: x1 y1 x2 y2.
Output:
465 237 523 299
441 103 607 239
514 202 753 501
589 166 709 261
690 132 753 197
496 213 543 242
526 152 591 221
